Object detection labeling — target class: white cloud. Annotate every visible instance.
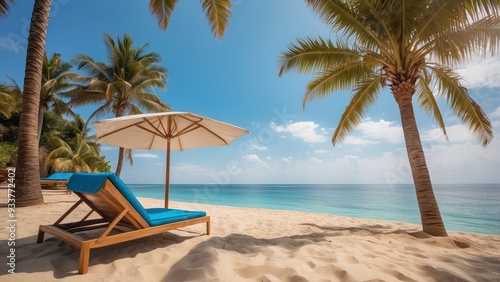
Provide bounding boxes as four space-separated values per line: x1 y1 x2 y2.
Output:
343 119 403 145
421 124 475 143
134 153 159 159
313 149 330 154
491 107 500 118
456 57 500 88
271 121 327 143
343 135 378 145
0 37 24 53
248 144 268 151
242 154 268 167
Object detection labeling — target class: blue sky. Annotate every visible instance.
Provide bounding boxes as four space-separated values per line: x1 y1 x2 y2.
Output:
1 0 499 185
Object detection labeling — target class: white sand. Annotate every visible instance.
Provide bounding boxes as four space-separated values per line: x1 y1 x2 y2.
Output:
1 192 499 281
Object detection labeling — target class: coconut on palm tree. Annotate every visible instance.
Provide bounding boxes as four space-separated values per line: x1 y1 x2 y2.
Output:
279 0 499 236
64 33 170 176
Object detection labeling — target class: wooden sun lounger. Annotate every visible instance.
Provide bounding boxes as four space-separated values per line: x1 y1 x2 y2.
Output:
36 172 210 274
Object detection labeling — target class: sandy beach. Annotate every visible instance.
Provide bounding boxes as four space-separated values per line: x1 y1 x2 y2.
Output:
1 191 499 282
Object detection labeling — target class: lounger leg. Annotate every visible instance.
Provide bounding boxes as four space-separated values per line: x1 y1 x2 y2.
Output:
36 229 45 243
206 220 210 235
79 242 90 274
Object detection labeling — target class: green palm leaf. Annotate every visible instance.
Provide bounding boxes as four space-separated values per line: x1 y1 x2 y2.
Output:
279 38 360 76
416 73 448 139
304 61 370 107
332 75 381 145
430 65 493 145
201 0 232 39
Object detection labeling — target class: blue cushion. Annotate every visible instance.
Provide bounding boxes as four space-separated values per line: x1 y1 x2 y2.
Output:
67 173 109 194
146 208 206 226
42 172 74 180
106 173 150 222
67 172 206 227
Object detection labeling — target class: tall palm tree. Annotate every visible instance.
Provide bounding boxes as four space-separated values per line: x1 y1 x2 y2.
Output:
279 0 499 236
38 53 77 143
15 0 51 207
64 33 169 176
149 0 232 39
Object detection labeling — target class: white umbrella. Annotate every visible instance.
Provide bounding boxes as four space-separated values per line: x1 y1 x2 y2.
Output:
93 112 249 208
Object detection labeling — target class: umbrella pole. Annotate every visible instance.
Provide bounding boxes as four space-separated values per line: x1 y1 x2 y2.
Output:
165 140 171 208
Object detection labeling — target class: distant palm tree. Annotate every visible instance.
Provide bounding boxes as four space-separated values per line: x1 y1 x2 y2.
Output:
46 115 109 173
39 53 77 143
0 81 21 138
0 81 21 120
45 134 103 173
149 0 232 39
64 33 169 176
279 0 499 236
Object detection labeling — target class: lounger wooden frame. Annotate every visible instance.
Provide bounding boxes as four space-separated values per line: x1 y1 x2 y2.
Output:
37 179 210 274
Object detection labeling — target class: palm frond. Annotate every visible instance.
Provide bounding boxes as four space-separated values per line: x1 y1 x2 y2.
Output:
303 61 371 107
304 0 394 57
124 148 134 165
0 0 14 16
279 37 361 76
73 55 113 82
415 74 448 140
331 75 381 145
149 0 178 30
200 0 232 39
133 92 171 112
429 65 493 146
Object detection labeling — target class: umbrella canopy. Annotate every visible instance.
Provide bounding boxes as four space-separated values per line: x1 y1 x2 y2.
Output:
93 112 249 207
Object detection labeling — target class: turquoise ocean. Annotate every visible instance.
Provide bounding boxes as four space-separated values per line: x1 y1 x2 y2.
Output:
127 183 500 235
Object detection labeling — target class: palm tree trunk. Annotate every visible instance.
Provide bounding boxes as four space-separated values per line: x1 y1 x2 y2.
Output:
395 92 448 236
16 0 52 207
115 147 125 176
114 108 125 176
37 105 45 144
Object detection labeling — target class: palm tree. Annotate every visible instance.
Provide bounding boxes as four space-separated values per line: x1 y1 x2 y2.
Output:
64 33 169 176
45 134 105 173
38 53 77 143
15 0 51 207
279 0 499 236
46 115 110 173
149 0 232 39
